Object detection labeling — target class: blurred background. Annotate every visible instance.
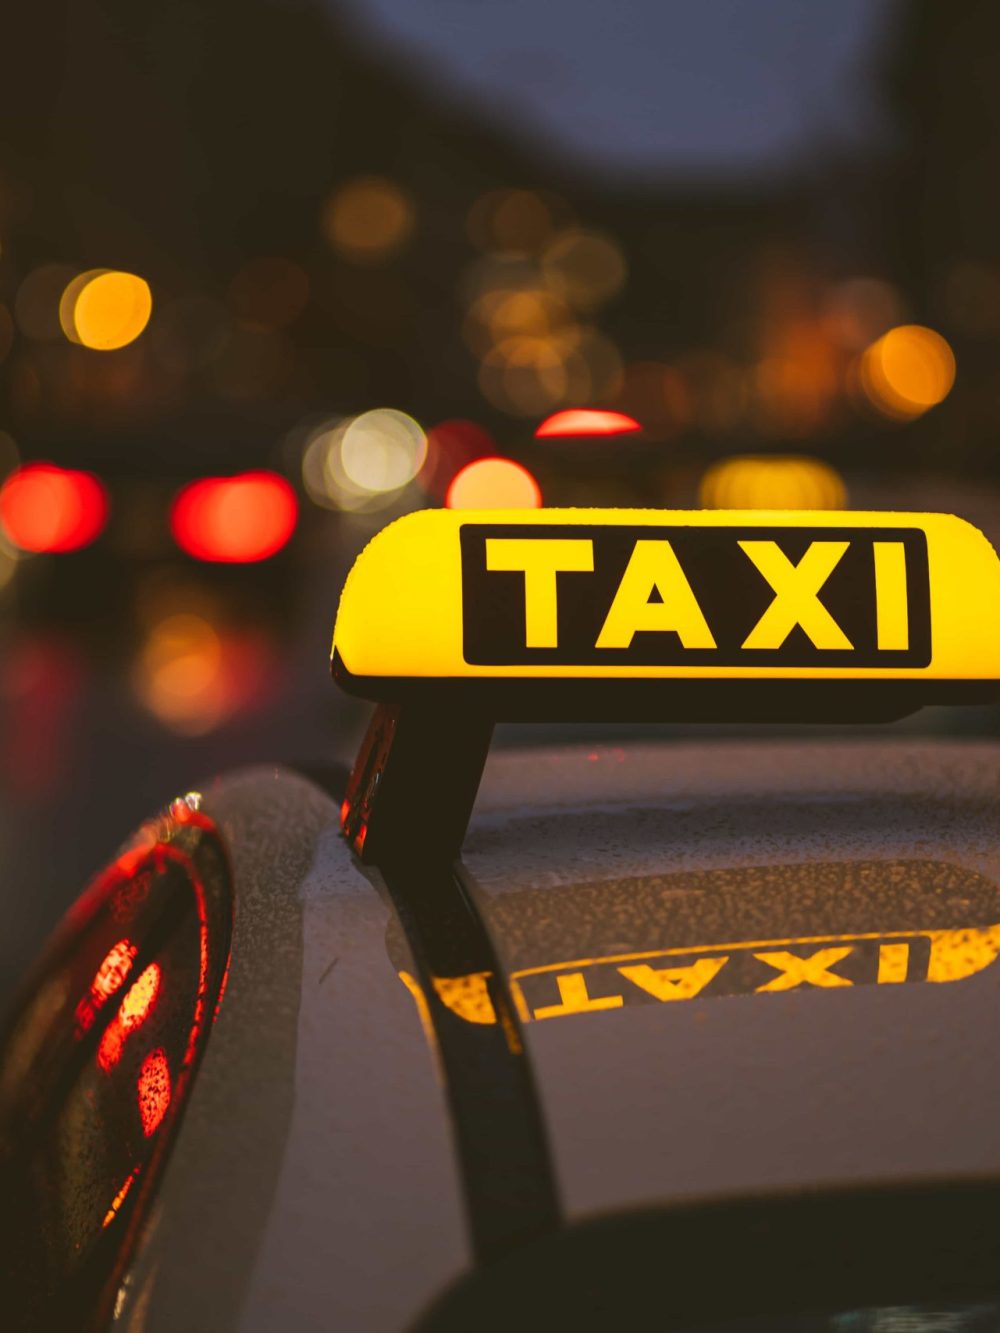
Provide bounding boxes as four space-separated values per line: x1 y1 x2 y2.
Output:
0 0 997 998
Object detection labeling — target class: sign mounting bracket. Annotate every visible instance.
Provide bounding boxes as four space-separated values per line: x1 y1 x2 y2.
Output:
341 703 494 862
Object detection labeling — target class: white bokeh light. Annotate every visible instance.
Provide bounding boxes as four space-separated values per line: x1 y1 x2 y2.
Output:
339 409 427 494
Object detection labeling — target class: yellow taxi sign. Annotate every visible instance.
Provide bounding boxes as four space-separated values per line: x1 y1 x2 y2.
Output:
331 508 1000 717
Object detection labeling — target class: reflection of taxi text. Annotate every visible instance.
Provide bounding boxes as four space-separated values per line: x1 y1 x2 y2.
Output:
401 922 1000 1028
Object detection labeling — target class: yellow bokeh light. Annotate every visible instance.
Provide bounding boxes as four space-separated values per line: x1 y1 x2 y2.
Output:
322 177 415 264
486 288 568 341
133 613 224 734
478 339 569 416
462 285 575 359
473 322 622 418
462 254 540 305
60 270 152 351
699 455 847 510
132 608 269 735
541 227 627 310
859 324 956 420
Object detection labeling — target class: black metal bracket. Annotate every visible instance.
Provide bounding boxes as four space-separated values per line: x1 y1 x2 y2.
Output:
341 703 494 862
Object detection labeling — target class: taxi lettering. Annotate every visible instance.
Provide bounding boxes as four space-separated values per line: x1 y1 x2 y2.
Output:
399 924 1000 1028
463 524 930 668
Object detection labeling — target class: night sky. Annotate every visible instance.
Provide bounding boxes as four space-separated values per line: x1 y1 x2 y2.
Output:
340 0 896 178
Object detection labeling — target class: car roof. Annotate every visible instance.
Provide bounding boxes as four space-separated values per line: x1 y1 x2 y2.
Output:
124 737 1000 1330
468 739 1000 1218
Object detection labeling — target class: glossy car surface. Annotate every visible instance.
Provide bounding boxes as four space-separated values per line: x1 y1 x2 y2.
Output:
9 737 1000 1330
96 737 1000 1330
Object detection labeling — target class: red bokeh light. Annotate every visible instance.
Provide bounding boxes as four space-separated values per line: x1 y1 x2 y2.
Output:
170 471 298 563
535 409 641 438
0 463 109 552
419 419 495 501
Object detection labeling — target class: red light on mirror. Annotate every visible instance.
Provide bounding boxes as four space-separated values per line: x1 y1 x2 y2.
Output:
0 463 109 552
137 1048 171 1137
97 961 161 1073
535 409 642 438
101 1166 140 1229
75 939 137 1036
0 794 233 1324
170 471 298 562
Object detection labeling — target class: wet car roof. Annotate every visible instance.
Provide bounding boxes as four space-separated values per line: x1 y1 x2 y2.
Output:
124 738 1000 1330
467 740 1000 1219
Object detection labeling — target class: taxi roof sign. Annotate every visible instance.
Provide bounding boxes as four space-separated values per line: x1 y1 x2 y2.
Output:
335 507 1000 860
332 508 1000 720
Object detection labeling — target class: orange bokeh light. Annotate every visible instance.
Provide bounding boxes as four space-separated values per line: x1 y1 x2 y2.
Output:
170 471 298 562
133 613 270 735
323 176 415 263
446 457 542 509
535 408 641 438
0 463 109 552
859 324 956 420
60 270 152 350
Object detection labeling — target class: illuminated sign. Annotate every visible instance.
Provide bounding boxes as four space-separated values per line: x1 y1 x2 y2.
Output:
461 522 929 668
332 509 1000 707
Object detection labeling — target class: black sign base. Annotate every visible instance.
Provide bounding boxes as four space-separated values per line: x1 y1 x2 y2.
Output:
341 703 494 862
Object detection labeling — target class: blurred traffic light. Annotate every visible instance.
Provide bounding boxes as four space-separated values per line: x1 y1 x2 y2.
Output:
169 472 298 563
0 464 109 553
